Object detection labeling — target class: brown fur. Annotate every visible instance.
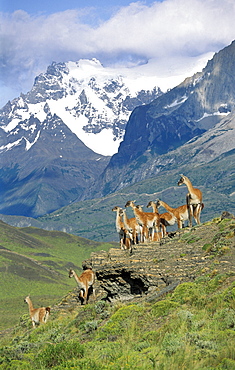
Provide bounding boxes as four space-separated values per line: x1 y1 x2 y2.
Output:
68 268 95 304
121 208 141 245
147 200 176 237
156 200 189 229
24 295 50 327
125 200 160 242
178 174 204 226
112 206 133 250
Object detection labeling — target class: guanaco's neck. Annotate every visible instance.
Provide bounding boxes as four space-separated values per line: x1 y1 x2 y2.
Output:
152 203 159 214
160 200 174 213
115 211 122 230
122 211 128 223
27 298 34 313
132 205 143 217
184 177 194 193
73 272 81 284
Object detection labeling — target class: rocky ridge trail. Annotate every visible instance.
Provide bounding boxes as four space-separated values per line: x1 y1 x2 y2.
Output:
87 217 235 302
54 216 235 313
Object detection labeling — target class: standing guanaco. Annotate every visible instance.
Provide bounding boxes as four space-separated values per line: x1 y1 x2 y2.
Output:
178 174 204 226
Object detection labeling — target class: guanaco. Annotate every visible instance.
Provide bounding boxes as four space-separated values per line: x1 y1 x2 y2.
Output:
112 206 132 250
68 268 95 304
125 200 160 242
147 200 176 237
24 295 50 328
178 174 204 226
121 208 141 244
156 199 189 229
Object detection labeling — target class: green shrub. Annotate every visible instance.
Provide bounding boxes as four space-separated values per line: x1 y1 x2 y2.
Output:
171 282 203 306
98 304 144 339
220 284 235 304
177 309 194 329
219 358 235 369
94 301 109 319
180 232 200 244
52 358 104 370
35 341 84 368
83 320 98 333
202 243 213 252
0 359 32 369
151 300 180 317
185 332 217 351
0 342 36 364
214 308 235 330
95 301 107 314
134 341 151 352
161 332 183 356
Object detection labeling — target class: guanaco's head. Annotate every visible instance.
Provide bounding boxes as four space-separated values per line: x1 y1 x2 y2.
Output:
68 268 75 278
136 205 144 211
119 209 125 216
155 200 161 208
24 295 30 304
146 201 154 208
125 200 136 208
178 174 187 186
112 206 122 212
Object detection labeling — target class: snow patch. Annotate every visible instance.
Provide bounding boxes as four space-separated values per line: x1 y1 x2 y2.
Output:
0 138 22 152
196 111 230 122
24 130 40 151
164 95 188 109
2 118 20 132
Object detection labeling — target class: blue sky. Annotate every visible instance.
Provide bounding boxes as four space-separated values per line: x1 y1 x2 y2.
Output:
1 0 235 107
1 1 159 17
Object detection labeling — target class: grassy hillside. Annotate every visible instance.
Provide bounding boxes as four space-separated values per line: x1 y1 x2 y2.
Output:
0 221 116 330
3 280 233 369
0 216 235 369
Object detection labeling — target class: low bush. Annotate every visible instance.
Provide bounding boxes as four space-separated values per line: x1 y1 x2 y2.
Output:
35 341 84 368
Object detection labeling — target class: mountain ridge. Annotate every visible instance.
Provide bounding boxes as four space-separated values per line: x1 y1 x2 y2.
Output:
1 41 235 222
86 41 235 199
0 59 161 217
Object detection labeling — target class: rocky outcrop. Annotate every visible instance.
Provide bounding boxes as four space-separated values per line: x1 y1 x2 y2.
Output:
83 219 235 303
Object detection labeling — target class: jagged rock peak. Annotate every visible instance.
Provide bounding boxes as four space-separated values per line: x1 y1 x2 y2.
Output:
86 40 235 198
0 58 162 156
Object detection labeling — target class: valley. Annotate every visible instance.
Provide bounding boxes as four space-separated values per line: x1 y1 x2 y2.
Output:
0 220 114 330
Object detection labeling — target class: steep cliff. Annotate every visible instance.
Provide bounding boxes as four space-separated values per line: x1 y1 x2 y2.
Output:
88 41 235 198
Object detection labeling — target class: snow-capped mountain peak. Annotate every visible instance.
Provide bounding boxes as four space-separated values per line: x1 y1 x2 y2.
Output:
0 59 161 156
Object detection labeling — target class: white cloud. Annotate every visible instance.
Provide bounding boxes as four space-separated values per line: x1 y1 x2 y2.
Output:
94 0 235 57
1 0 235 107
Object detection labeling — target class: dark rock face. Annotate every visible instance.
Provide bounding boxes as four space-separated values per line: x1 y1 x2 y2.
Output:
122 41 235 161
0 113 109 217
87 41 235 198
